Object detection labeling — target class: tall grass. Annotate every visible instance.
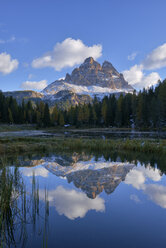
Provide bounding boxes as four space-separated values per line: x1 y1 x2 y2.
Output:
0 159 49 247
0 137 165 155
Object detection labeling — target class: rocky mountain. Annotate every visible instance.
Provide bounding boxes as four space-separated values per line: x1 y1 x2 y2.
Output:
3 90 43 104
3 57 133 109
41 155 135 199
17 154 135 198
43 57 133 100
43 90 92 109
3 89 92 110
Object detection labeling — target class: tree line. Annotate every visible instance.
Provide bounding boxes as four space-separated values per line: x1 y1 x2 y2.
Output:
0 92 52 127
0 79 166 129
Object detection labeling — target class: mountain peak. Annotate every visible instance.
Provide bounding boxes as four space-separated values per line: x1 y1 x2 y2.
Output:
43 57 133 102
102 60 118 75
64 57 132 89
84 57 95 64
102 60 113 66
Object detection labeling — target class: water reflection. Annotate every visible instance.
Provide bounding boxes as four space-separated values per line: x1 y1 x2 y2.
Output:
125 165 166 208
1 152 166 247
125 165 162 189
23 166 49 178
0 161 49 247
39 186 105 220
22 155 135 199
20 154 166 210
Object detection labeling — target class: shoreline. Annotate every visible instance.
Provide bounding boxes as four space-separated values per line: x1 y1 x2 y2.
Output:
0 136 165 155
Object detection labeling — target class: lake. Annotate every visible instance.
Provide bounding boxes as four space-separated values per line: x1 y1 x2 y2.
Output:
1 150 166 248
0 129 166 140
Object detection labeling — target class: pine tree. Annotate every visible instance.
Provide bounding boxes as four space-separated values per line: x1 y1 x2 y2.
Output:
115 94 123 127
58 113 65 126
43 103 51 127
101 99 108 126
51 105 59 125
8 108 13 124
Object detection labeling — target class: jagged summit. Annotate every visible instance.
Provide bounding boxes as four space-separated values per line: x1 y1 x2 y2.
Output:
84 57 95 64
5 57 134 110
102 60 119 75
54 57 133 89
42 155 135 199
43 57 133 103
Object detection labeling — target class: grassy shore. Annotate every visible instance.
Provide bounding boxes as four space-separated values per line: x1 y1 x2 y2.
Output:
0 136 165 155
0 124 36 132
0 124 166 133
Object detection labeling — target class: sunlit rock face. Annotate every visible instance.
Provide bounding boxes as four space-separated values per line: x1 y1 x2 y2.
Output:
66 165 134 198
3 58 133 110
42 57 134 109
43 156 135 199
44 57 133 91
66 57 132 89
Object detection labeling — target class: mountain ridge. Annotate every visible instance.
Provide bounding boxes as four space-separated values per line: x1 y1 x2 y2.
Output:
43 57 133 95
3 57 134 110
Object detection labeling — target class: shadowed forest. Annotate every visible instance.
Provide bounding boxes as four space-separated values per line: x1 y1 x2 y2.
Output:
0 79 166 129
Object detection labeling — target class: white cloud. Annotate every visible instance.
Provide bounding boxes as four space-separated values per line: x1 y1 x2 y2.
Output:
58 77 65 80
20 80 47 90
0 52 19 75
32 38 102 71
125 168 145 189
143 43 166 70
130 194 141 203
128 52 137 61
122 43 166 89
143 166 162 182
137 72 161 89
123 65 143 85
144 184 166 209
125 165 161 190
123 64 161 90
22 166 49 178
0 36 16 44
0 36 28 44
39 186 105 220
125 165 166 209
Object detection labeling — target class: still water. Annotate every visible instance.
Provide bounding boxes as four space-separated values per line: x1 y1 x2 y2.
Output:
1 151 166 248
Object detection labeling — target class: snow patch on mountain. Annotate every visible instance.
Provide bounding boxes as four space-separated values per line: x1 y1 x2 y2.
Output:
42 156 135 177
43 80 133 99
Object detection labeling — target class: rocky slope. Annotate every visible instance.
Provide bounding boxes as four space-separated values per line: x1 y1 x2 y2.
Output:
43 57 133 99
3 90 43 104
3 57 133 109
18 154 135 198
42 155 135 199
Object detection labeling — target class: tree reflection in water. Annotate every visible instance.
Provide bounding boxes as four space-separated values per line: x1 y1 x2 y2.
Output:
0 159 49 248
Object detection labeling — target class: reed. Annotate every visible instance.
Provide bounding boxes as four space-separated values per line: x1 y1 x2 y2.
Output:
0 137 165 155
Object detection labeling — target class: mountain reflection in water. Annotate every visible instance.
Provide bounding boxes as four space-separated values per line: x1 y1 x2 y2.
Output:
1 152 166 248
22 155 135 199
21 153 166 211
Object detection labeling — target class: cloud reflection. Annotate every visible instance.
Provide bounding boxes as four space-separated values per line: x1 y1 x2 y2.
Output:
22 166 49 178
125 165 166 208
39 186 105 220
130 194 141 203
144 184 166 209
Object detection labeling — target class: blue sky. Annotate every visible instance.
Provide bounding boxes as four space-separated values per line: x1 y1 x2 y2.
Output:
0 0 166 91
